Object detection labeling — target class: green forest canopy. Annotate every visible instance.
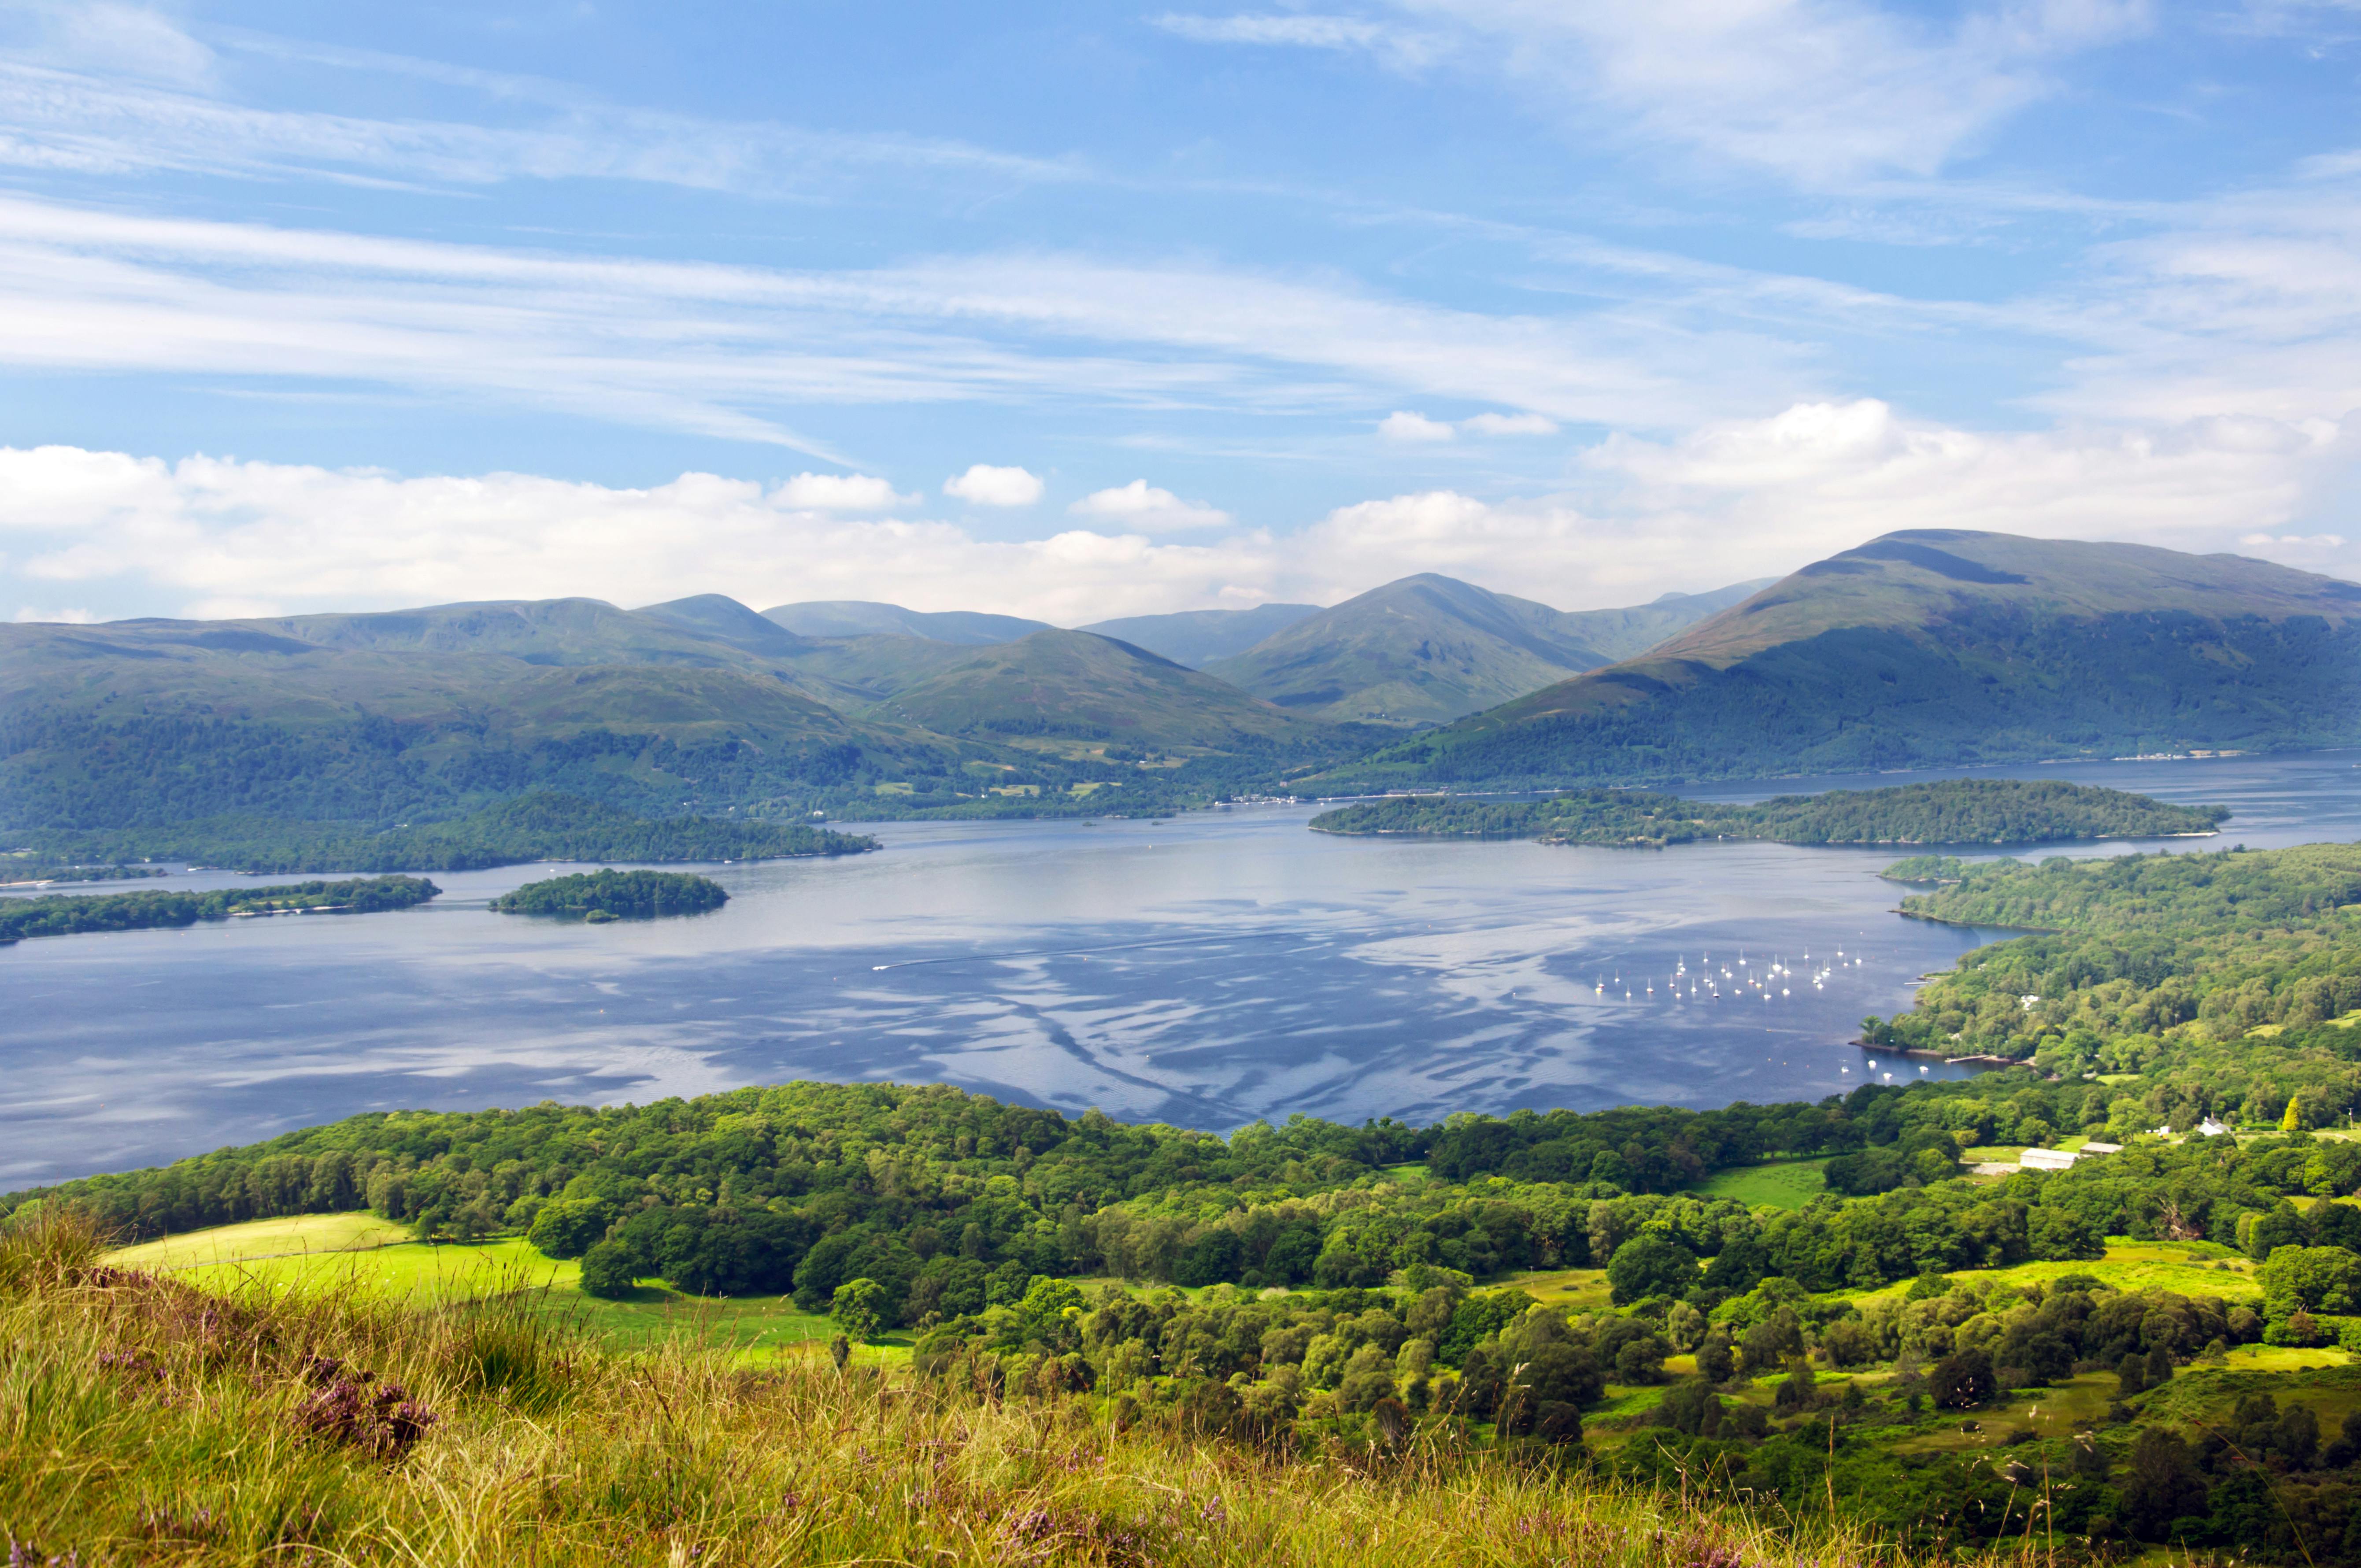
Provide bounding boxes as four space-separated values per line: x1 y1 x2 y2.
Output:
0 874 438 947
489 869 727 920
1310 778 2228 847
14 791 877 875
1868 842 2361 1077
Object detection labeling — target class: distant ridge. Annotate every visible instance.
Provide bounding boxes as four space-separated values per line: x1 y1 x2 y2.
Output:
762 600 1051 644
1201 573 1768 727
1079 603 1322 667
871 629 1324 749
1335 531 2361 787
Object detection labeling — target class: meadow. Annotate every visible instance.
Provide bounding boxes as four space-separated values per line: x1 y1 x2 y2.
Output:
1688 1158 1828 1210
101 1213 868 1365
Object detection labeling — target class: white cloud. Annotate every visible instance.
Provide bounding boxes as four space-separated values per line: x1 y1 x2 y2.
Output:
12 604 96 623
943 465 1044 506
772 472 909 511
0 446 1261 625
1576 398 2356 582
3 426 2352 636
1069 480 1232 531
1459 411 1558 436
1379 410 1457 442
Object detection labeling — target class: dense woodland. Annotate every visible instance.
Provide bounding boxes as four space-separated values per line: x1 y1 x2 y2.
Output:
0 873 437 945
1867 843 2361 1081
0 703 1353 836
489 869 728 920
1331 610 2361 790
13 791 875 874
1311 778 2227 847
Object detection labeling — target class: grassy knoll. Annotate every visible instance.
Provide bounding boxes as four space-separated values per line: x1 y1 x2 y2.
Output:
1841 1238 2262 1309
1690 1157 1829 1210
5 1213 1918 1568
106 1211 411 1268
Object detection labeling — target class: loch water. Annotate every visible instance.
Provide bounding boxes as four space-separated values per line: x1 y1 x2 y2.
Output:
5 751 2358 1187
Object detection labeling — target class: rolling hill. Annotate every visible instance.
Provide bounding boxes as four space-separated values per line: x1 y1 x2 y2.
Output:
1077 603 1322 667
1199 573 1767 727
1332 531 2361 788
870 629 1328 749
0 596 1361 834
0 603 972 829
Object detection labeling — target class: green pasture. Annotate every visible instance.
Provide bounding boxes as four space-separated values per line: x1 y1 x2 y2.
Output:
107 1211 411 1268
101 1213 900 1367
1843 1238 2262 1310
1501 1266 1614 1314
1691 1158 1828 1210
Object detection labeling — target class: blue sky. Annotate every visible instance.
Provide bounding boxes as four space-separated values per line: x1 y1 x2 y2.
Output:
0 0 2356 624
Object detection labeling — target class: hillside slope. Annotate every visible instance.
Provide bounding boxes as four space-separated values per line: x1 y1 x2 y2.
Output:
1202 574 1769 727
0 606 970 828
1337 531 2361 787
872 629 1325 748
1078 603 1322 667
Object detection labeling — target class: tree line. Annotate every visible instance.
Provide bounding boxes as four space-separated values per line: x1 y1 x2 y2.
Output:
1312 778 2228 848
0 874 437 946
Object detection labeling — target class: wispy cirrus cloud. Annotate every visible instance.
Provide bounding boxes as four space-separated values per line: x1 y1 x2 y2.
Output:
1166 0 2150 185
1150 12 1447 67
0 191 1818 455
0 60 1080 195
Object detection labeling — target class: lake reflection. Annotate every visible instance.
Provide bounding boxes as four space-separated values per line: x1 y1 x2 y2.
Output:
4 751 2356 1185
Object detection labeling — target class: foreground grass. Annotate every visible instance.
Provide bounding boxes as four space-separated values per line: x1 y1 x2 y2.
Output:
12 1214 2016 1568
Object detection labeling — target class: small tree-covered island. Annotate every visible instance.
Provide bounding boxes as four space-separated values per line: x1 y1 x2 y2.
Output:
14 834 2361 1563
488 868 729 921
0 874 438 947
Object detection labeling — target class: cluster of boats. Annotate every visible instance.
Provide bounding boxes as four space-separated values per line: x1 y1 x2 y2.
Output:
1591 947 1870 1003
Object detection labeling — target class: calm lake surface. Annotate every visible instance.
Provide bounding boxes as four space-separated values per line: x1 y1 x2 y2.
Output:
5 751 2358 1186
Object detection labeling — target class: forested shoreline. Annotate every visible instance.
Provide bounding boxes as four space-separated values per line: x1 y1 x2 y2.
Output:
1310 778 2228 846
0 874 439 946
14 791 876 874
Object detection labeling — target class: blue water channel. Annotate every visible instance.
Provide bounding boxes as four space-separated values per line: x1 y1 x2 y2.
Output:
4 751 2356 1186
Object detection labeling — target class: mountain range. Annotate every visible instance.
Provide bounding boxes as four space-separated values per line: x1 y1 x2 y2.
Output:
1335 531 2361 788
5 534 2353 835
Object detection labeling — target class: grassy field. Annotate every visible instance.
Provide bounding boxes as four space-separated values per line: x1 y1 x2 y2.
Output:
1498 1266 1615 1313
1840 1238 2263 1309
100 1214 888 1365
1691 1158 1829 1209
107 1211 412 1268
